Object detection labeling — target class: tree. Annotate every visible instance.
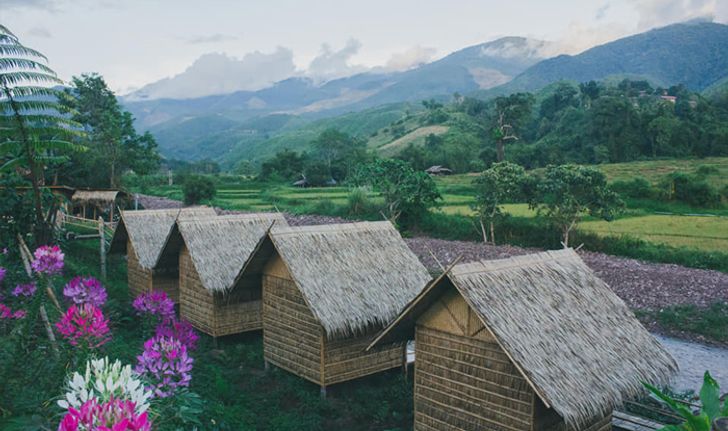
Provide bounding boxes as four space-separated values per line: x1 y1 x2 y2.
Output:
491 93 533 161
352 158 440 225
259 149 307 181
0 25 85 242
182 175 216 205
533 164 622 247
472 162 527 244
310 128 367 181
60 74 160 188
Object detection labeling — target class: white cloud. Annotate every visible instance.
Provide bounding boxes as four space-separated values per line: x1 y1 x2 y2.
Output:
306 38 368 81
185 33 238 45
383 45 437 71
27 26 52 38
629 0 717 30
127 47 297 100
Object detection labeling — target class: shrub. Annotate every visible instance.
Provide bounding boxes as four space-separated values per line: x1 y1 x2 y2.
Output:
347 187 372 216
667 173 721 207
182 175 216 205
611 177 655 199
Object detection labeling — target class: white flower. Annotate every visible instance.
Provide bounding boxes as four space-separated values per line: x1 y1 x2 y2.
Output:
57 357 152 414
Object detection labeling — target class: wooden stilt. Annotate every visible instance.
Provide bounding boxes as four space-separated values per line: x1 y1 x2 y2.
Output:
264 360 270 372
320 386 327 399
99 217 107 280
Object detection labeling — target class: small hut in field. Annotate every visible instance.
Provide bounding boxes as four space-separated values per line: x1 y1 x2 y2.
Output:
170 213 288 337
109 207 216 301
71 190 129 222
240 221 432 395
370 248 678 431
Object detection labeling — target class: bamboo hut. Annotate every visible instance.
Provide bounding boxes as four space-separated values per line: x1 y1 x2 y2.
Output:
109 207 216 301
370 248 678 431
71 190 129 222
167 213 288 337
239 221 432 395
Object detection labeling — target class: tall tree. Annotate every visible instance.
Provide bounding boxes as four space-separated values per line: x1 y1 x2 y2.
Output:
60 74 159 188
0 25 84 242
472 162 527 244
311 128 367 181
490 93 533 162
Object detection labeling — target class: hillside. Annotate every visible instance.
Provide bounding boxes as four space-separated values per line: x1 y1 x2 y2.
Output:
485 22 728 96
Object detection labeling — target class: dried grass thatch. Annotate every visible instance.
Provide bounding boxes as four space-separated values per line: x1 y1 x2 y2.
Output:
109 207 216 269
373 248 678 428
71 190 124 206
177 213 287 292
268 221 432 339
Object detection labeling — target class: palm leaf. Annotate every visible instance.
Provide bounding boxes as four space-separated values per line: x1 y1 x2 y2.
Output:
699 371 721 420
0 71 61 86
0 58 55 75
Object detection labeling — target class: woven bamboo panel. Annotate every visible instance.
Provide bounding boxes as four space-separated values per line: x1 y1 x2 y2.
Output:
152 272 179 303
179 245 262 337
323 334 403 386
414 325 534 431
534 397 612 431
262 273 323 385
127 240 152 299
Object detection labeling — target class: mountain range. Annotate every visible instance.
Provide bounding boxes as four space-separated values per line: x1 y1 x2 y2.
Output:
122 21 728 165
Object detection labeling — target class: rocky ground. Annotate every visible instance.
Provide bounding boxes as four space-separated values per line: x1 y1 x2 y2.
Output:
139 194 728 345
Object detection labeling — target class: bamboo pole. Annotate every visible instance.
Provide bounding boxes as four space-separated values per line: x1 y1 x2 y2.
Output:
99 216 106 280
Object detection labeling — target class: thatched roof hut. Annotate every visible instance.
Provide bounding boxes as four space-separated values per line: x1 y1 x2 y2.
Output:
241 221 432 394
71 190 129 221
109 207 216 301
172 213 288 337
370 248 678 430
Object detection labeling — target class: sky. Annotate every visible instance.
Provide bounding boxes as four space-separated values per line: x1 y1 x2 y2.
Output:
2 0 727 95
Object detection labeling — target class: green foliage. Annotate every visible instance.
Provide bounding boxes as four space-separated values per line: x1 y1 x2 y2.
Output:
182 174 216 205
59 74 160 188
352 158 440 226
664 173 722 208
346 187 374 216
652 303 728 343
533 164 623 246
472 162 527 243
0 24 86 242
260 149 307 182
644 371 728 431
611 177 656 199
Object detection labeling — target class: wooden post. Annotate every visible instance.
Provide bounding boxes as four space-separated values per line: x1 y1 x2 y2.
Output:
320 386 327 399
109 203 114 223
402 343 409 378
98 217 106 280
264 360 270 372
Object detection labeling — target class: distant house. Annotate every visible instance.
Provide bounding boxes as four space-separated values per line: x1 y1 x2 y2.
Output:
660 95 677 103
370 248 677 431
425 165 453 175
292 176 338 187
71 189 129 222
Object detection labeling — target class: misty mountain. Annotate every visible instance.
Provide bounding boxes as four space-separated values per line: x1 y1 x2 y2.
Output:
487 22 728 96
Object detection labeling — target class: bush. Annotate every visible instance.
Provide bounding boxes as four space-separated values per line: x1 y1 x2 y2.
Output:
611 177 655 199
347 187 373 216
667 173 722 207
182 175 216 205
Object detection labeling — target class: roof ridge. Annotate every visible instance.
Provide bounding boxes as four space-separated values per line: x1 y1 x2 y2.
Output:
452 249 579 276
271 220 393 237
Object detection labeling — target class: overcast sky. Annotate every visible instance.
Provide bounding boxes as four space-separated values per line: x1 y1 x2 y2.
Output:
2 0 726 94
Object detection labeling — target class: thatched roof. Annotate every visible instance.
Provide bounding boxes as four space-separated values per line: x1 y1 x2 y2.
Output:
371 249 677 428
109 207 216 269
71 190 126 206
178 213 288 293
266 221 432 339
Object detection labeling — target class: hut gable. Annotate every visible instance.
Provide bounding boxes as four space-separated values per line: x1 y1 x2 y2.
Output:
373 249 678 428
178 213 287 293
109 207 216 269
268 221 432 339
71 190 123 206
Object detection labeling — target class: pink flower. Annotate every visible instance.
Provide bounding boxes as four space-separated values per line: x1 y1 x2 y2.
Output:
0 303 25 320
155 319 199 351
132 291 175 322
32 245 64 275
135 336 193 398
57 397 151 431
12 282 37 297
56 304 111 349
64 276 107 307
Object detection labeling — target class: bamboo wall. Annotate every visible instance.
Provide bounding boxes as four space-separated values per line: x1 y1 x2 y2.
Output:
413 286 611 431
127 240 153 299
178 244 262 337
262 253 405 388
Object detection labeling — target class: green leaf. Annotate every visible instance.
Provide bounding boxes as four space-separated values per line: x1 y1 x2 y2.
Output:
699 371 721 420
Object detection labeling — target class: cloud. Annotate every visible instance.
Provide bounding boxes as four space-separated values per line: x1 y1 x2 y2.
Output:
629 0 718 30
185 33 238 45
0 0 59 11
27 27 52 38
595 2 611 20
306 38 368 81
480 38 555 59
383 45 437 71
127 47 297 100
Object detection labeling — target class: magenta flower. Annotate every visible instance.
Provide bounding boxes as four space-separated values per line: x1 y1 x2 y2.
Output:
0 303 26 319
155 319 199 351
58 397 151 431
56 304 111 349
64 276 107 307
132 291 175 322
31 245 64 275
135 336 193 398
12 282 37 298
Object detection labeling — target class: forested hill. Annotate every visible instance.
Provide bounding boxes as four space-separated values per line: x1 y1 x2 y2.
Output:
486 22 728 95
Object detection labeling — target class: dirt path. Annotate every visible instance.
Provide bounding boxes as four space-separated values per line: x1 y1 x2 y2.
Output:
656 335 728 392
